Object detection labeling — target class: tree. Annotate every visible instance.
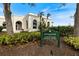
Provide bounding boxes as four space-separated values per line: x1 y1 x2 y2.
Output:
38 12 48 31
3 3 13 35
47 13 51 19
47 13 51 28
28 3 35 7
74 3 79 36
38 12 51 31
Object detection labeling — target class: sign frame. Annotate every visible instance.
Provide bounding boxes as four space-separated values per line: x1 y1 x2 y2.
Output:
40 30 60 47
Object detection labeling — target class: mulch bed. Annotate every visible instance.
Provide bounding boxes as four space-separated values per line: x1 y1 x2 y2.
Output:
0 38 79 56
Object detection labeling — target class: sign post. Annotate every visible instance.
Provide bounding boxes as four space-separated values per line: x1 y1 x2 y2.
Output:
40 30 60 47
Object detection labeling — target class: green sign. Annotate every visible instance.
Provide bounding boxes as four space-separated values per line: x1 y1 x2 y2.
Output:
40 30 60 47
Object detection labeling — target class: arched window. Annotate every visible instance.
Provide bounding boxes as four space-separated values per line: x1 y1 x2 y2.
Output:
33 20 37 29
3 22 6 28
47 22 50 27
16 21 22 30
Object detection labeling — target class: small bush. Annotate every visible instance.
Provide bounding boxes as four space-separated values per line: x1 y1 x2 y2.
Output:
0 34 12 45
64 36 79 49
12 32 29 44
31 32 40 39
28 32 41 42
0 32 41 45
50 26 74 36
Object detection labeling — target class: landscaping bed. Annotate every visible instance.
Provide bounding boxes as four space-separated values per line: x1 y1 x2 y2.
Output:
0 32 79 56
0 37 78 56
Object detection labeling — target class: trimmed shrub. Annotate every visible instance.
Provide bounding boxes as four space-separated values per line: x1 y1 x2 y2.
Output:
28 32 41 42
0 34 12 45
50 26 74 36
0 32 41 45
12 32 29 44
64 36 79 49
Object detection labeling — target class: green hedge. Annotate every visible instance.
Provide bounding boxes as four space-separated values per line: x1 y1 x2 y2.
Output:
50 26 74 36
0 32 41 45
64 36 79 49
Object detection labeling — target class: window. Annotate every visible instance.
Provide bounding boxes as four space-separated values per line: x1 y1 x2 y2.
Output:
47 22 50 27
3 22 6 28
33 20 37 29
16 21 22 30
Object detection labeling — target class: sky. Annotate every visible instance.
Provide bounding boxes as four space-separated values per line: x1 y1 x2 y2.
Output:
0 3 76 26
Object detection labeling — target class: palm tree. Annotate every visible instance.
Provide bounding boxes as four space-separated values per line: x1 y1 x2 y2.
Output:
38 12 44 31
3 3 13 35
38 12 44 19
47 13 51 19
47 13 51 28
28 3 35 7
74 3 79 36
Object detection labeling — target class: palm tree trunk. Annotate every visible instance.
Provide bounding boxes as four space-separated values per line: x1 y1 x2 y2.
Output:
74 3 79 36
3 3 13 35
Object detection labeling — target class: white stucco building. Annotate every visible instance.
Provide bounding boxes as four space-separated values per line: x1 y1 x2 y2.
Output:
0 13 53 33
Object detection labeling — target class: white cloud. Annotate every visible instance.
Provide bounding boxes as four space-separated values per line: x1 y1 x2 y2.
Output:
53 4 68 11
51 9 75 26
41 7 50 12
49 4 76 14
